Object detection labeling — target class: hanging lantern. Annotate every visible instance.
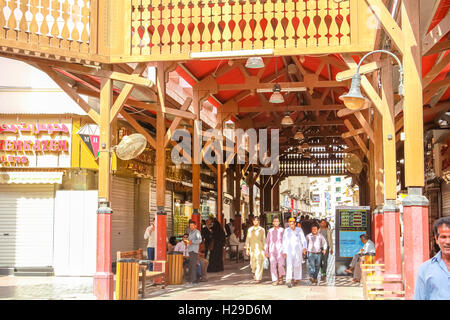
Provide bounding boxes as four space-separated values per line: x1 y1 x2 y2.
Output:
294 131 304 140
245 57 265 69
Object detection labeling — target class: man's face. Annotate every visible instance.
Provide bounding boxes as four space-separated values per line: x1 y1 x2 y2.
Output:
189 223 196 231
361 237 367 244
273 218 280 228
253 219 259 227
289 221 295 230
183 235 189 242
436 225 450 256
320 221 326 228
312 227 318 235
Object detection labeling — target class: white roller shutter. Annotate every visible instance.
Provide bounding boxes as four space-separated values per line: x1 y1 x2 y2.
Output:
442 182 450 217
53 190 98 276
0 184 55 268
150 178 174 238
111 176 135 261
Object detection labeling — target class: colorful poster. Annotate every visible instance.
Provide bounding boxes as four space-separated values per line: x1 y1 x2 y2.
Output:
339 231 365 258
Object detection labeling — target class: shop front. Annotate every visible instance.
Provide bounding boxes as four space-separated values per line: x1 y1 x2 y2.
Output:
0 115 73 275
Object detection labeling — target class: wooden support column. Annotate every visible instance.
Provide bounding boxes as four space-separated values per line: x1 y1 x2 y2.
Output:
217 163 223 225
235 164 242 218
264 177 272 213
401 0 430 300
192 91 202 227
93 77 114 300
380 62 402 287
259 176 265 217
373 110 385 264
248 167 254 215
155 63 167 273
272 180 280 212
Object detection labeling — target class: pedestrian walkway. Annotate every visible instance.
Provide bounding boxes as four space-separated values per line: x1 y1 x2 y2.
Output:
0 275 95 300
143 253 362 300
0 251 361 300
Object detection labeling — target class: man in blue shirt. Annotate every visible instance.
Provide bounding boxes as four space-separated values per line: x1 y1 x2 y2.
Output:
414 217 450 300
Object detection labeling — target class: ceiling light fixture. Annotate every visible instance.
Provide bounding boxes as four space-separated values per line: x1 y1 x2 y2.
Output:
269 84 285 104
245 56 265 69
294 131 304 140
340 50 404 111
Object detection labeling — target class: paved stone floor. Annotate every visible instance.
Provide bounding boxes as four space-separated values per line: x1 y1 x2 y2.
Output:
0 254 363 300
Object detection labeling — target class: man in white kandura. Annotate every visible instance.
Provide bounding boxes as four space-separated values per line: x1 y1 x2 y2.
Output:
245 216 266 283
282 217 307 288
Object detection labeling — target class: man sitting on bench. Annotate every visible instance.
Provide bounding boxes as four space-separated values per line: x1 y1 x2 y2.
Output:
345 234 375 282
174 233 203 283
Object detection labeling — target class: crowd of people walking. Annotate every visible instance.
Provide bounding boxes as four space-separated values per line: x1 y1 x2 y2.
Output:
245 215 334 287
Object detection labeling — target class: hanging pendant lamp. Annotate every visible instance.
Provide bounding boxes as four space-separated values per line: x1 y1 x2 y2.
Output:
270 83 285 104
245 56 265 69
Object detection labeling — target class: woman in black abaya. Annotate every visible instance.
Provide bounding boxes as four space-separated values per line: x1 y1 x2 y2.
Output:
207 219 226 272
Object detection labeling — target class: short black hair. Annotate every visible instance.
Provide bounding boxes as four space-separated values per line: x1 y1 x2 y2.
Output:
434 217 450 237
253 216 260 221
183 233 189 237
189 220 196 225
311 224 319 230
360 234 369 241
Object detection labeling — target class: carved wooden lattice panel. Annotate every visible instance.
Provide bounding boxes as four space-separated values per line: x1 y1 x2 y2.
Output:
280 156 346 176
0 0 92 56
130 0 352 57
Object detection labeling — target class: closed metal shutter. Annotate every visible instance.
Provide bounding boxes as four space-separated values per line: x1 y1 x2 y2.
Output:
150 178 174 238
442 182 450 217
0 184 55 268
111 176 135 261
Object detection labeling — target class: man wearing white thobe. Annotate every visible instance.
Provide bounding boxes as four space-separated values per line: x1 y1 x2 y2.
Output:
282 217 307 288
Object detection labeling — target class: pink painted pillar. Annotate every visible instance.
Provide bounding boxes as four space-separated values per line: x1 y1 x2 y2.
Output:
402 188 430 300
94 205 114 300
383 201 402 296
373 206 384 264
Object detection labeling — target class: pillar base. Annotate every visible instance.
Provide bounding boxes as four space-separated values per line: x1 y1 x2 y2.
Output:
402 187 429 300
93 272 114 300
382 201 402 298
373 205 384 264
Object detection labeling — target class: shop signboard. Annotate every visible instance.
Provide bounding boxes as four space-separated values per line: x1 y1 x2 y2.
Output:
0 116 72 168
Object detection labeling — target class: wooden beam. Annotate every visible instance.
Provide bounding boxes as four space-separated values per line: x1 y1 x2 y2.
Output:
37 64 100 124
164 97 193 147
422 11 450 55
344 119 369 158
342 128 366 139
336 60 388 81
366 0 405 54
120 111 157 149
381 62 397 200
354 111 375 143
402 0 425 187
420 0 443 40
424 40 450 56
110 62 149 122
219 104 345 114
337 103 370 118
422 53 450 88
218 80 345 91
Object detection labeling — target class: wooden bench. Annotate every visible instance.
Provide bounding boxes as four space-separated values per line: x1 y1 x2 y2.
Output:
360 257 405 300
116 249 167 299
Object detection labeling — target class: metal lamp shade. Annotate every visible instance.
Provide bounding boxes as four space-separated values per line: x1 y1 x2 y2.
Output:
294 131 304 140
245 56 265 69
281 114 294 126
339 73 367 110
269 91 284 104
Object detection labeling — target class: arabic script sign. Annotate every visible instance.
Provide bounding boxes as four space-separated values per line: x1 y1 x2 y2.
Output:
0 117 72 168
